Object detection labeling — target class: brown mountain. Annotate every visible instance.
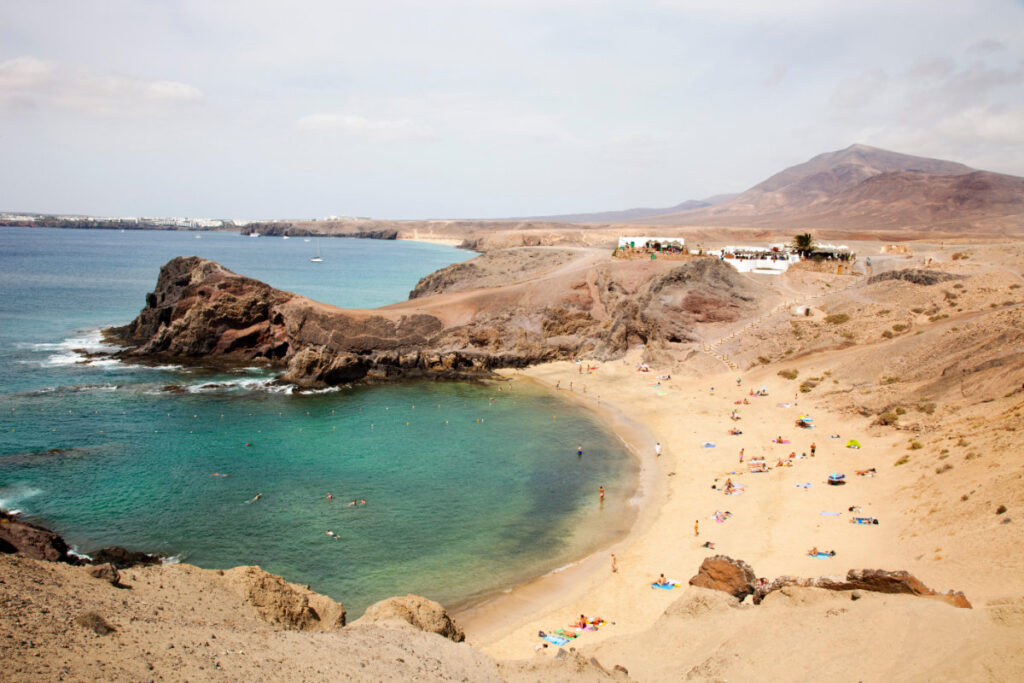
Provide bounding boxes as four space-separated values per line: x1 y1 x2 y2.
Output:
635 144 1024 234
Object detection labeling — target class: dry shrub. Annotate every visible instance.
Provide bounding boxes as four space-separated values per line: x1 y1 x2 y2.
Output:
824 313 850 324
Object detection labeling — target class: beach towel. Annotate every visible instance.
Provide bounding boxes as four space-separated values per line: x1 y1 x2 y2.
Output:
726 486 745 495
542 635 569 646
820 511 841 516
703 442 716 448
811 552 835 558
852 517 879 525
651 582 676 590
772 439 791 444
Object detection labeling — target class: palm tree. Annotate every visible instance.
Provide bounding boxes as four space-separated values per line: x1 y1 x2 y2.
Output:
791 233 815 258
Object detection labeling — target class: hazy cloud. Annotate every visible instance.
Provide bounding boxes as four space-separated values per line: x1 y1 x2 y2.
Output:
0 56 204 114
297 114 435 141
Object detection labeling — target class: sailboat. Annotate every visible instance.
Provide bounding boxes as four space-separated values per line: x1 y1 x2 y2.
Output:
310 239 323 262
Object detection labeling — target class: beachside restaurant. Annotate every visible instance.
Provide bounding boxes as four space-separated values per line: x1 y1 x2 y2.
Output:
615 236 687 259
711 245 800 274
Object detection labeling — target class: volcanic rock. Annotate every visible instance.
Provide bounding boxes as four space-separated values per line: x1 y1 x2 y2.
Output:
90 546 163 568
0 510 72 563
688 555 757 600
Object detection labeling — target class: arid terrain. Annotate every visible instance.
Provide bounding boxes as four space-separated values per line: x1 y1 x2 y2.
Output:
4 231 1024 681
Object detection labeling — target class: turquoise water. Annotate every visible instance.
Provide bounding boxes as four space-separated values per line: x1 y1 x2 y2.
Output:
0 227 638 615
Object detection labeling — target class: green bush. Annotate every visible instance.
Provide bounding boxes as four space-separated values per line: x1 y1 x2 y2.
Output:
778 369 799 380
824 313 850 324
894 455 909 466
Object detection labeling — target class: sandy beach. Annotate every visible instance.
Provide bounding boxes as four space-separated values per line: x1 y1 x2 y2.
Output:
458 338 1024 679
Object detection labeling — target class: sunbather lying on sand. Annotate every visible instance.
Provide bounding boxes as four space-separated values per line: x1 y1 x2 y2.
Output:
807 547 836 557
729 428 743 435
856 468 877 476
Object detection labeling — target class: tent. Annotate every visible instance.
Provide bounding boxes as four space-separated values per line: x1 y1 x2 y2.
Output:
846 439 861 449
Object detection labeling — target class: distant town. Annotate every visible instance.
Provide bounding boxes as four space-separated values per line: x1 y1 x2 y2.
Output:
0 213 373 231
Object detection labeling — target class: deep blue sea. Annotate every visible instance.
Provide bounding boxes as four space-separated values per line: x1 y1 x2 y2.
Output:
0 227 637 615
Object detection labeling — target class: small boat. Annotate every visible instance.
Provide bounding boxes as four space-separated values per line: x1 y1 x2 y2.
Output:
282 235 289 240
310 240 323 263
249 231 259 238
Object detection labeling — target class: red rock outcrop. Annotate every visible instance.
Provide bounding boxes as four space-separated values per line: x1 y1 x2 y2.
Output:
688 555 757 600
106 253 760 387
752 568 971 608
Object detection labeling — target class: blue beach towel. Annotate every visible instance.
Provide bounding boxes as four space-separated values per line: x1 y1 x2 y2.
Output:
820 511 841 516
811 552 835 558
702 442 716 448
543 635 570 646
651 582 676 590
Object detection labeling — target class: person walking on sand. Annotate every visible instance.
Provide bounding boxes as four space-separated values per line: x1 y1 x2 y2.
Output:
577 444 583 458
739 448 744 463
810 442 816 457
694 520 699 536
599 486 605 502
655 442 661 457
611 554 617 573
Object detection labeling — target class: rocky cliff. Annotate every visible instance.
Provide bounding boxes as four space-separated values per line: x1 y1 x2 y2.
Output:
106 250 759 387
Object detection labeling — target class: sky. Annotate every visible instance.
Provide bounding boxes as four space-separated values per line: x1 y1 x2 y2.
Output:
1 0 1023 219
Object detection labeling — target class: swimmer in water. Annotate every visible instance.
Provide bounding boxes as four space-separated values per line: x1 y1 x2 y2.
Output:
326 530 339 539
248 493 262 503
327 492 333 501
359 499 366 505
349 500 358 506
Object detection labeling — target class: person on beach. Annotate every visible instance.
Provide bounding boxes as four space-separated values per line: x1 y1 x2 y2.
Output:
654 573 668 586
655 442 661 457
810 442 816 456
611 554 617 573
578 444 583 458
694 520 699 536
599 486 605 502
739 448 744 463
737 377 742 386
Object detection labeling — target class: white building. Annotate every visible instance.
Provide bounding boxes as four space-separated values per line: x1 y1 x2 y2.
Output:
710 246 800 275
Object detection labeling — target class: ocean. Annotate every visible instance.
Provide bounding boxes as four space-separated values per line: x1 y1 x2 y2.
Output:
0 227 638 615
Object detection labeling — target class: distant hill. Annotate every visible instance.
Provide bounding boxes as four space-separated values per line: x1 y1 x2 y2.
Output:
632 144 1024 234
519 194 738 224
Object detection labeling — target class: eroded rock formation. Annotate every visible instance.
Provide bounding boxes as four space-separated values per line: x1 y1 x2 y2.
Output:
687 555 757 600
106 252 759 387
355 594 465 642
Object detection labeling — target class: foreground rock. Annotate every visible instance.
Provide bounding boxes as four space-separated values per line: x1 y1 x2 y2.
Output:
89 546 162 568
687 555 757 600
354 594 465 641
106 253 759 387
0 510 73 563
223 566 347 630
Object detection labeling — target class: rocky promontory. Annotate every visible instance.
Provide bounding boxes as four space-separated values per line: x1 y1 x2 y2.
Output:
106 250 760 387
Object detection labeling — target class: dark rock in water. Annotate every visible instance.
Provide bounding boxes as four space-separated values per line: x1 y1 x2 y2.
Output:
91 546 162 568
74 612 116 635
688 555 757 600
0 510 73 564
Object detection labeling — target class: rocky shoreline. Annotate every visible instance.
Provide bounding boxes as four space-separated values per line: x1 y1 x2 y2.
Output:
103 250 759 387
